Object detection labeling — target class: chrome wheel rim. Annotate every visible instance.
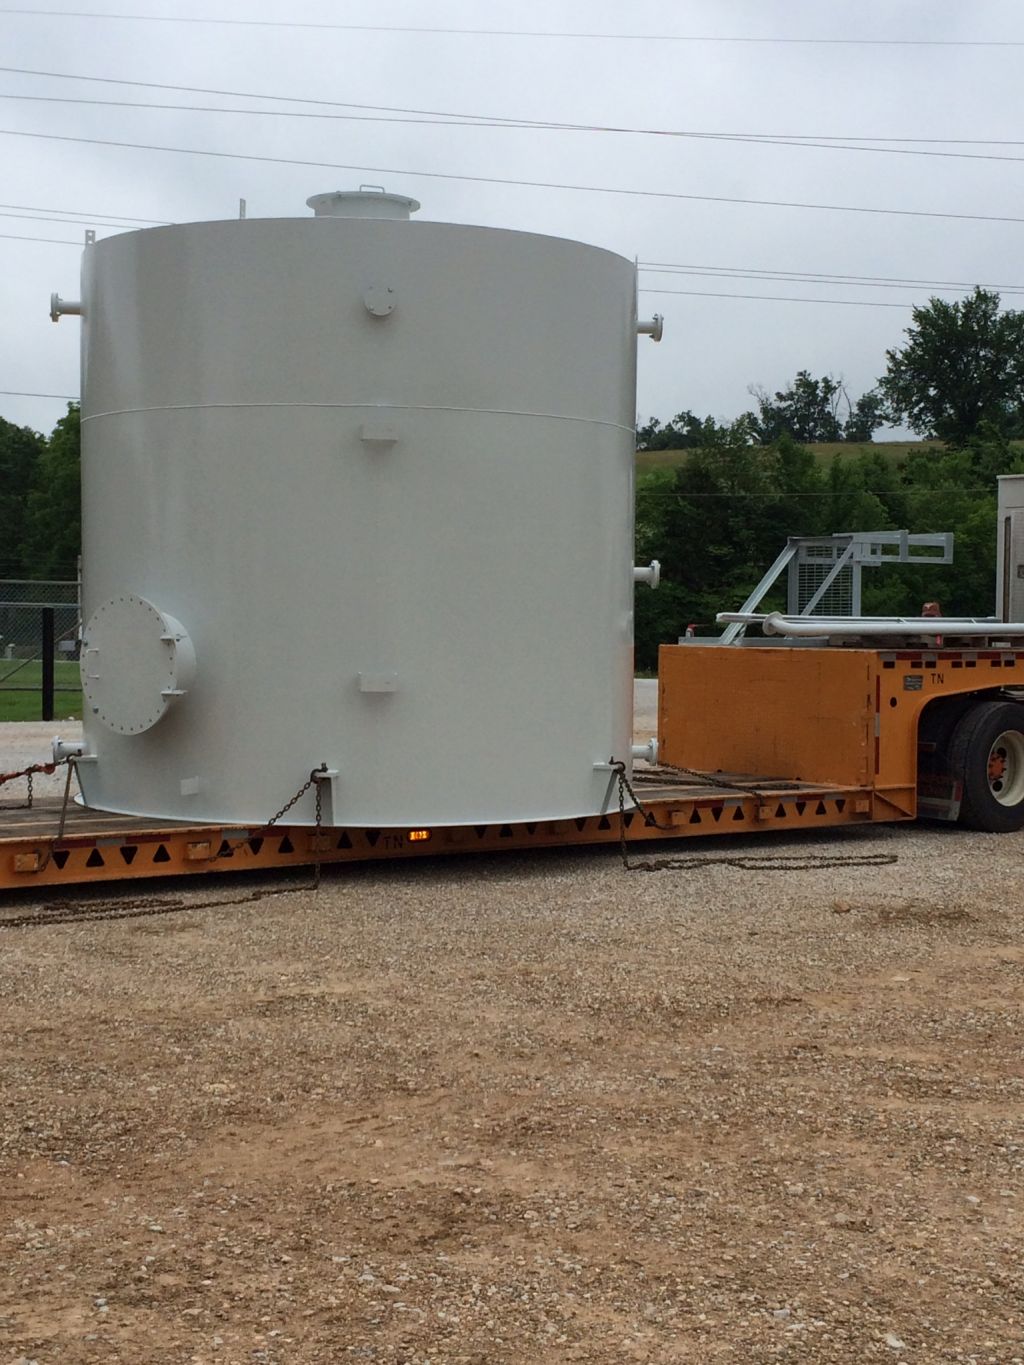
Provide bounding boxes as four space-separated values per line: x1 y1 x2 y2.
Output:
986 730 1024 806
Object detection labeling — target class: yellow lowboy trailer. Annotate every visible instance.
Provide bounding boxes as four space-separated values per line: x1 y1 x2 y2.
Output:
659 642 1024 832
3 642 1024 892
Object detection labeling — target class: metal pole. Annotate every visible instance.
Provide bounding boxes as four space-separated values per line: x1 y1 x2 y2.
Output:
41 607 55 721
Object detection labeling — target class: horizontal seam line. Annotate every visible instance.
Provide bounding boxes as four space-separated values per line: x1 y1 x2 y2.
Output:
81 401 634 432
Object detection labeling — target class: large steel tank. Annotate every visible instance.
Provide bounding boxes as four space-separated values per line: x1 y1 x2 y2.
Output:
57 190 653 827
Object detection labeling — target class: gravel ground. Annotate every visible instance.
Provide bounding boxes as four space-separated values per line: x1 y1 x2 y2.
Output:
0 720 83 800
1 691 1023 1364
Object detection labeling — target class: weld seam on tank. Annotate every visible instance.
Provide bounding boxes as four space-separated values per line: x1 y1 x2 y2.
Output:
80 401 637 433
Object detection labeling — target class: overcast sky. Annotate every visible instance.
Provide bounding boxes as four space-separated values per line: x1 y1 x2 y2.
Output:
3 0 1023 439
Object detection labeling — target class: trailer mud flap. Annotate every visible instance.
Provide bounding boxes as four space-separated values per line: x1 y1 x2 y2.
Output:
916 774 962 822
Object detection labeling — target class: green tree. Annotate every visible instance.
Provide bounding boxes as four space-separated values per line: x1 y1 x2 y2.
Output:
746 371 884 445
24 404 81 576
0 416 45 574
822 455 893 533
843 389 886 443
636 409 707 451
879 288 1024 445
633 410 1024 664
634 465 691 668
632 421 827 668
748 370 845 444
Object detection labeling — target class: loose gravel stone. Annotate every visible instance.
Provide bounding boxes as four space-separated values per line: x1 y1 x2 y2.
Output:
1 694 1022 1360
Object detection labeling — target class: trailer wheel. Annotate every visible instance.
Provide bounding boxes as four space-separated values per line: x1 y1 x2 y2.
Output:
948 700 1024 832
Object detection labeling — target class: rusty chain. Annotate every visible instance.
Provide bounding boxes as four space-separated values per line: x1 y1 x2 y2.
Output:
224 762 328 885
0 756 72 811
0 763 330 929
612 760 897 874
262 764 327 831
35 758 78 874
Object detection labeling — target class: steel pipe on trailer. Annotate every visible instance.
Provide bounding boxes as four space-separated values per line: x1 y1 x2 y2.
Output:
716 612 1024 639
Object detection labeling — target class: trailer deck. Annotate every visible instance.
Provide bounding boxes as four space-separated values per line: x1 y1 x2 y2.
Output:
0 766 888 891
7 642 1024 892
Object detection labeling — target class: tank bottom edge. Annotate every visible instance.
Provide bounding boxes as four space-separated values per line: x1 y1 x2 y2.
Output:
71 796 637 829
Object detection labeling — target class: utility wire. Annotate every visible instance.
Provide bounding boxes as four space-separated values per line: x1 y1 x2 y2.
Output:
0 389 77 398
640 288 912 308
640 262 1024 290
3 127 1024 227
0 92 543 131
0 198 166 224
0 65 1020 149
1 90 1023 165
639 267 1024 296
0 12 1020 45
0 208 145 228
0 230 80 243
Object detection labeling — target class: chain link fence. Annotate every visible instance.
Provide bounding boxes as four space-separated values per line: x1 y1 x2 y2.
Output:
0 576 82 721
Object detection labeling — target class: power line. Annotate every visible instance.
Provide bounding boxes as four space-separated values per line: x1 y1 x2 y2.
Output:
1 65 1021 151
2 90 1024 166
0 230 80 243
0 208 138 229
0 389 77 399
4 126 1024 227
640 287 912 308
0 64 578 132
0 11 1020 45
633 135 1024 165
640 267 1024 296
640 262 1024 290
0 92 538 130
0 91 535 130
4 63 583 124
0 198 166 224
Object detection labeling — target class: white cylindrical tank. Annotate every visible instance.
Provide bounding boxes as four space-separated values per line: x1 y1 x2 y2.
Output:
65 191 643 827
997 475 1024 622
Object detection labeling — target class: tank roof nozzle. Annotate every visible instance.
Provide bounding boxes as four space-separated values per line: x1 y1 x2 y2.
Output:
306 187 420 220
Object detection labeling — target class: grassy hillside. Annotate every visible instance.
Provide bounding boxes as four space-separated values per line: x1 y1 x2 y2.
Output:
636 440 943 476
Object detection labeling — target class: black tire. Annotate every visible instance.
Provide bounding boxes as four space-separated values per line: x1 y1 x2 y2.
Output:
947 699 1024 833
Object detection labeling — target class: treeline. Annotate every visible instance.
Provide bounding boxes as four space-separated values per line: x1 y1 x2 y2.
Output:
634 427 1019 669
638 371 886 451
634 288 1024 669
0 405 80 579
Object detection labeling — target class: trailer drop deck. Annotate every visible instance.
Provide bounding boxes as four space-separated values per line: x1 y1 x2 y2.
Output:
0 766 889 891
4 641 1024 892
